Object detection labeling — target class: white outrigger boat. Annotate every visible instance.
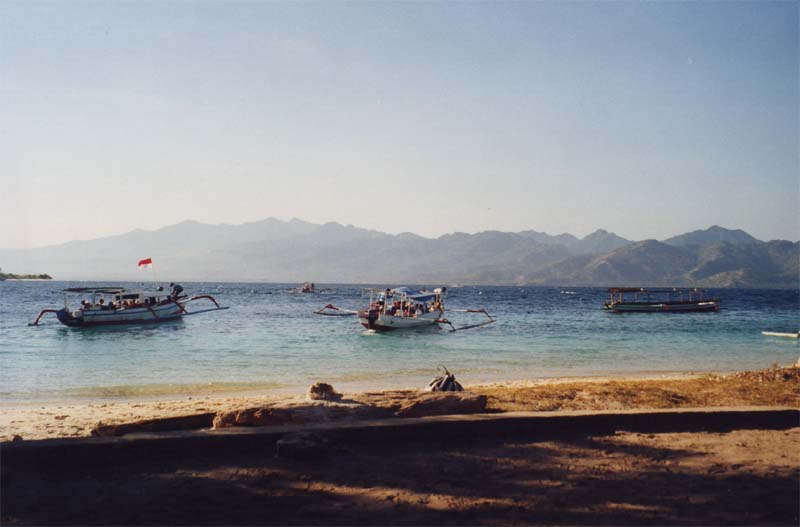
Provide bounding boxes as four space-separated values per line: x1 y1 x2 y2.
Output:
316 286 495 332
29 286 229 327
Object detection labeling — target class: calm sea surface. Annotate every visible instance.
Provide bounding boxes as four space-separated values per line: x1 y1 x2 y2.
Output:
1 281 798 404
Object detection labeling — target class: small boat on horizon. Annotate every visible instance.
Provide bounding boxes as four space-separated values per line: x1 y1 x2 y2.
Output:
603 287 720 313
288 282 335 294
288 282 316 293
29 286 229 327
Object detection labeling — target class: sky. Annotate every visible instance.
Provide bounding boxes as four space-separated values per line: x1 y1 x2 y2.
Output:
1 1 798 248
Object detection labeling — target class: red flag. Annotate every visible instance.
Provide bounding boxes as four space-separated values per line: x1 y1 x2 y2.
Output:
137 258 153 269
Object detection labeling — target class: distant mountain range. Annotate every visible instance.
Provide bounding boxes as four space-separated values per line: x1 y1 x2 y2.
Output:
0 220 797 288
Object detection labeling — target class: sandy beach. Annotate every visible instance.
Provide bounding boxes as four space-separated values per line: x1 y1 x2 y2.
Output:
2 366 798 525
2 367 798 442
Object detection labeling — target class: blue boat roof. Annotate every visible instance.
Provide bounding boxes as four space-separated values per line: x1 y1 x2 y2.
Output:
388 287 437 302
63 287 126 294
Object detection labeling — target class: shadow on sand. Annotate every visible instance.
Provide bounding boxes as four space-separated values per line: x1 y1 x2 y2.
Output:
2 409 798 525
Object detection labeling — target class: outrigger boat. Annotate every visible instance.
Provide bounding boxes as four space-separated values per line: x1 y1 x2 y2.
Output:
29 286 229 327
288 282 316 293
288 282 335 294
603 287 720 313
316 286 495 332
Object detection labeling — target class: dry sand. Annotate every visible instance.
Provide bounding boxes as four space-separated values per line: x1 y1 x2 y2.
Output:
2 367 797 441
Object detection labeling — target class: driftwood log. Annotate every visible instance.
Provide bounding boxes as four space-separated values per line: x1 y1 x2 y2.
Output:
90 390 490 436
91 413 216 437
213 401 394 429
394 393 487 418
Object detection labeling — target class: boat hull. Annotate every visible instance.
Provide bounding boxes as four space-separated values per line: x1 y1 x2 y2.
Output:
358 310 443 331
604 301 719 313
55 302 184 327
761 331 800 339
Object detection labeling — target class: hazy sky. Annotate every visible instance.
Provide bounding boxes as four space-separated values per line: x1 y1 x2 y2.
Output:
1 1 797 248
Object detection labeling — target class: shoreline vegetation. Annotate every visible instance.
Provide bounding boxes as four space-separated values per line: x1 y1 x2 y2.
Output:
2 364 797 442
0 269 51 280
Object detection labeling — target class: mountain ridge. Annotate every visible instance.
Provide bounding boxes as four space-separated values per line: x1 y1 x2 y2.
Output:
1 220 796 288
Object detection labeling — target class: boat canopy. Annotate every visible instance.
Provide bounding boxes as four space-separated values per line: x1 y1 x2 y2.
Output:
62 287 169 297
388 287 438 303
63 287 127 294
607 287 706 293
362 286 445 303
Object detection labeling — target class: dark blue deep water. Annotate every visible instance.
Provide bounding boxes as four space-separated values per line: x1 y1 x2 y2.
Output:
1 281 798 403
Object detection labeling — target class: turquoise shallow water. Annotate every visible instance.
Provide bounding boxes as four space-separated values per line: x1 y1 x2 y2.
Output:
0 281 797 403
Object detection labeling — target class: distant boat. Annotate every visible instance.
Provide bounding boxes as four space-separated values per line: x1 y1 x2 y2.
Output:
29 286 228 327
288 282 335 294
761 331 800 339
603 287 720 313
288 282 315 293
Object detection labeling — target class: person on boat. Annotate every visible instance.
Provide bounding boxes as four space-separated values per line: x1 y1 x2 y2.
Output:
170 282 184 300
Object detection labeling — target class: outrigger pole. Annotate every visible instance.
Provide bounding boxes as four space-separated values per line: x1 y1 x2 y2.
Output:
29 309 59 326
437 308 496 332
314 304 358 316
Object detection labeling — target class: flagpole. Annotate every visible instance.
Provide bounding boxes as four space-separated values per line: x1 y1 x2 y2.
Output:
137 258 159 289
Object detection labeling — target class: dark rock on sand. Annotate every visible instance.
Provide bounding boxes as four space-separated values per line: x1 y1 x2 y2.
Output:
307 382 342 401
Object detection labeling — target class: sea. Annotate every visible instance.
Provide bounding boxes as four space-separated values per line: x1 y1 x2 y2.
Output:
1 281 798 405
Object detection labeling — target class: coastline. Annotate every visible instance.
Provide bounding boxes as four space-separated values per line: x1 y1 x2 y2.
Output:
2 366 796 442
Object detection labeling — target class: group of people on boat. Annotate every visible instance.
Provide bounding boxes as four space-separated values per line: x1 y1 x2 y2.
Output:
77 283 185 312
370 298 442 318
